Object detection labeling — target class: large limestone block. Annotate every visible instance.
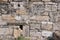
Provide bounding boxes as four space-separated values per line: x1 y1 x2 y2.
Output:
0 21 7 25
58 3 60 11
45 2 57 5
30 32 41 40
45 4 52 11
23 25 29 37
14 29 22 38
51 4 57 11
41 12 48 16
41 22 53 31
30 2 44 15
30 23 40 30
30 0 41 2
54 31 60 36
2 15 14 20
2 15 15 23
0 28 13 35
36 16 50 21
42 0 51 1
42 30 53 37
53 23 60 31
0 0 7 2
51 0 60 2
16 10 27 15
30 16 50 21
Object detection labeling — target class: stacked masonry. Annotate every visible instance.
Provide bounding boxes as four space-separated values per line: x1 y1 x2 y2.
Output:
0 0 60 40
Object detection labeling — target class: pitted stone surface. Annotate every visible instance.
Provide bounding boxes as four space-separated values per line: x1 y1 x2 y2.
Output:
0 0 60 40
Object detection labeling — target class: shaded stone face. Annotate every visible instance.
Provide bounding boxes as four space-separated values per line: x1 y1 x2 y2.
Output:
29 0 42 2
51 0 60 2
30 2 44 15
0 0 60 40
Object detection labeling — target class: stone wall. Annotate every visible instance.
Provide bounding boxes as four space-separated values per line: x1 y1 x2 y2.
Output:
0 0 60 40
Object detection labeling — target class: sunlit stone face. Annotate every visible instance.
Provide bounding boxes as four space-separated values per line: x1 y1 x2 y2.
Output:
15 16 21 20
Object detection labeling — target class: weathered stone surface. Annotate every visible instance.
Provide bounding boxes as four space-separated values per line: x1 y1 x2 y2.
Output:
53 23 60 31
41 22 53 31
14 28 21 38
16 9 28 15
58 3 60 11
23 25 29 37
45 4 52 11
51 4 57 11
40 12 49 16
30 16 50 21
42 0 51 1
54 31 60 36
30 23 40 30
0 28 13 35
51 0 60 2
30 2 44 15
29 0 41 2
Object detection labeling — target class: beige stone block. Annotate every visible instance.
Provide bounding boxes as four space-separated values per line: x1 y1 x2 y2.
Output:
45 5 51 11
0 0 7 2
2 15 15 23
45 2 57 5
16 9 28 15
30 0 41 2
42 0 51 1
14 29 22 38
30 16 49 21
55 31 60 36
41 22 53 31
41 12 48 16
36 16 50 21
53 23 60 31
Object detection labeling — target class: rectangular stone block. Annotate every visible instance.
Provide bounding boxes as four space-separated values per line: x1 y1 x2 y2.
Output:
30 32 41 40
58 3 60 11
30 16 50 21
0 21 7 25
51 4 57 11
45 2 57 5
30 0 41 2
40 12 49 16
31 2 45 15
0 28 13 35
30 23 40 30
45 4 52 11
42 30 53 37
53 24 60 31
2 15 14 20
41 22 53 31
16 9 28 15
42 0 51 1
23 25 29 37
36 16 50 21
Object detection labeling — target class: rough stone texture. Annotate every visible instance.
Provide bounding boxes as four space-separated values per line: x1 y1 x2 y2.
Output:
0 0 60 40
41 22 53 31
